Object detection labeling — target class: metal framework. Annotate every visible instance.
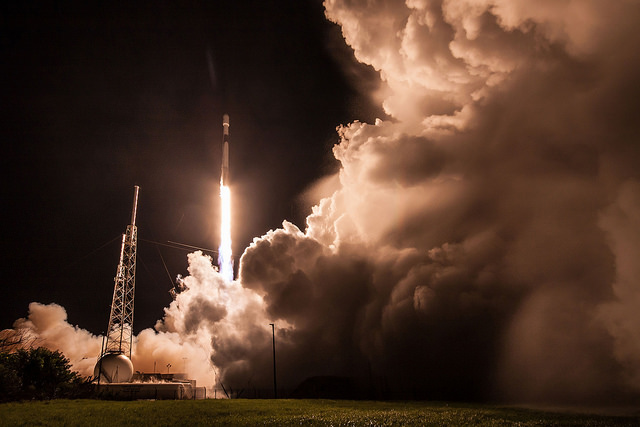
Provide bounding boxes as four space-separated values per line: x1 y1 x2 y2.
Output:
104 186 139 358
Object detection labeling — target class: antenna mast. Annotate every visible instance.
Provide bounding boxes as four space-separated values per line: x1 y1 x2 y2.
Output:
104 185 139 358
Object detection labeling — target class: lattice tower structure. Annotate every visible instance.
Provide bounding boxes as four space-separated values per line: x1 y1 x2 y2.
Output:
104 186 139 358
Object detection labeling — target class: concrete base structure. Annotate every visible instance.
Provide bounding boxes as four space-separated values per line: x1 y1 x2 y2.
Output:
94 372 206 400
95 382 206 400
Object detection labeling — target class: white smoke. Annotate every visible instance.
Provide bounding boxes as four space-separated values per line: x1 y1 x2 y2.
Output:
4 303 102 376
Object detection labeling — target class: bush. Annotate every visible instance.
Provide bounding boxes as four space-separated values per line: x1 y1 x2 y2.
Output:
0 347 90 401
0 352 22 398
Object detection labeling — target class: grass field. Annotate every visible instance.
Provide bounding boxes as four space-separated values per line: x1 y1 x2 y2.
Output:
1 399 638 426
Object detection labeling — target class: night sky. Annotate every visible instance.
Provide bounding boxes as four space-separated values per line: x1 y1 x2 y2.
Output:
1 1 380 334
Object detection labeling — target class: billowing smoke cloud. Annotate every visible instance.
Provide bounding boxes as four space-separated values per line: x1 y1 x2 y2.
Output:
5 0 640 404
206 0 640 403
4 303 102 376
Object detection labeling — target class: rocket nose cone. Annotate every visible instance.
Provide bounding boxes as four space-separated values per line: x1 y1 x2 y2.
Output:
223 114 229 126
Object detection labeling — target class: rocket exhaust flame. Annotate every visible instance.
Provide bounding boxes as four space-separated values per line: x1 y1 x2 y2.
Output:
218 184 233 282
219 114 233 281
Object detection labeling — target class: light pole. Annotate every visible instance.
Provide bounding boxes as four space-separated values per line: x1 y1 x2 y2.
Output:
269 323 277 399
97 333 105 388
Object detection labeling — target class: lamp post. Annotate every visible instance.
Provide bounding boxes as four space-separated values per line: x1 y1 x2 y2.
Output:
97 333 105 388
269 323 277 399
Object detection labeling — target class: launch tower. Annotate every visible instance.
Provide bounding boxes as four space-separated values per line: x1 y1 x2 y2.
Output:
104 185 139 357
95 186 139 384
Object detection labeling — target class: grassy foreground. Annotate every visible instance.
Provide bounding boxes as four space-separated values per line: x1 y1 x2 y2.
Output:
1 399 638 426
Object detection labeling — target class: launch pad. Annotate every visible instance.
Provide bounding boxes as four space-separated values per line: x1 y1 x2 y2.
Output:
92 186 205 399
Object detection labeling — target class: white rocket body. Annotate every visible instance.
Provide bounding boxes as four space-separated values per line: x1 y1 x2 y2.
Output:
221 114 230 186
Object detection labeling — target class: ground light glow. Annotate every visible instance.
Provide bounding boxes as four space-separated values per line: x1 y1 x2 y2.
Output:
218 184 233 281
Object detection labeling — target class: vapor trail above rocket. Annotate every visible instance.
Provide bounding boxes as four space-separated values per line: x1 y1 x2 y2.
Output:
221 114 230 186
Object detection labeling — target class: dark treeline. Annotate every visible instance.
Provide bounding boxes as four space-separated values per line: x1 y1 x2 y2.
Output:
0 347 91 401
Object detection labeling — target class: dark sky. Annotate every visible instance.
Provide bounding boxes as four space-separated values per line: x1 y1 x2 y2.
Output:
1 1 380 334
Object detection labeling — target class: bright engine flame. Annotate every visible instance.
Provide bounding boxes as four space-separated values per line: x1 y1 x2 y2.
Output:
218 184 233 281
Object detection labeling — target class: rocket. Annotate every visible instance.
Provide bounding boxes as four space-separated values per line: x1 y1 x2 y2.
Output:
221 114 230 186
